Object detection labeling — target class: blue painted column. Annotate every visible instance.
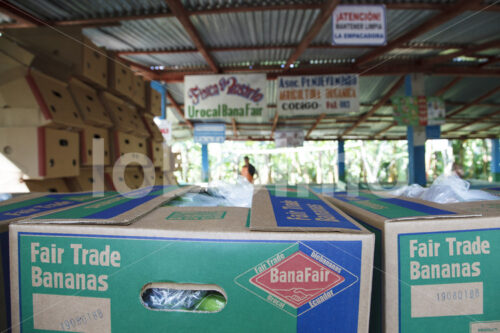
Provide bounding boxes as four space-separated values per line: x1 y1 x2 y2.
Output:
202 143 209 182
406 75 427 186
492 138 500 182
338 140 346 182
151 80 167 119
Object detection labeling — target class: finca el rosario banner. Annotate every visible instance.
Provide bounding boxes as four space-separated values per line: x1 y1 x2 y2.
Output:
184 74 267 121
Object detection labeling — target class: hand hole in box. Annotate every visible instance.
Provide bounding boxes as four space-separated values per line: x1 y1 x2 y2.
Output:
3 146 12 155
50 105 56 113
117 107 123 112
105 151 108 156
138 143 143 148
88 149 92 156
49 158 55 167
73 112 79 118
93 134 101 139
134 174 139 179
59 139 68 147
141 283 226 313
155 147 160 152
125 139 130 145
72 159 77 166
52 90 62 98
86 95 94 101
88 177 94 183
86 106 91 113
48 188 58 192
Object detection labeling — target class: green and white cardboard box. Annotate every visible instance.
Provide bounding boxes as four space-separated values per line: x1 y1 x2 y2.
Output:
3 185 191 332
322 190 500 333
0 192 116 332
10 187 374 332
251 185 375 332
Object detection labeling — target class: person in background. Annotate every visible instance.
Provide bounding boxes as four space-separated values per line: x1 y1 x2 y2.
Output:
241 156 258 183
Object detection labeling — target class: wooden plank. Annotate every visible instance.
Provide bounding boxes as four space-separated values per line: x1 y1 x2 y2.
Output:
165 0 219 73
443 109 500 134
166 91 194 129
447 85 500 118
232 118 238 138
285 0 342 68
270 112 280 138
434 77 462 96
305 113 326 139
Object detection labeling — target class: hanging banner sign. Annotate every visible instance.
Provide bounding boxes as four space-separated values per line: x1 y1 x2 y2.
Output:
157 119 172 142
194 123 226 144
332 5 386 45
392 96 446 126
274 129 305 148
277 74 359 115
184 74 267 121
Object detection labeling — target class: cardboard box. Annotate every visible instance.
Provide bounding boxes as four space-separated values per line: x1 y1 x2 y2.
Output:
24 178 70 193
108 58 134 98
104 166 150 191
68 79 113 128
146 85 162 116
80 125 111 166
100 92 150 138
6 27 108 88
132 75 146 108
111 131 148 165
11 196 373 332
66 168 108 192
143 113 163 142
149 141 164 168
323 191 500 333
250 185 374 332
0 68 84 129
0 127 80 179
0 192 114 332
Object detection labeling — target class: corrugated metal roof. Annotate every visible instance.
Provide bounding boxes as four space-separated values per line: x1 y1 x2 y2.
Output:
87 17 195 51
181 0 325 11
313 9 438 44
299 48 370 63
414 11 500 44
123 53 208 68
440 77 500 102
0 12 13 24
6 0 168 21
190 9 320 47
214 49 293 67
167 82 185 105
359 76 401 104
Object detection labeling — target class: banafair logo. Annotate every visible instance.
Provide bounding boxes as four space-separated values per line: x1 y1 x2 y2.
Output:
250 252 344 308
235 243 359 316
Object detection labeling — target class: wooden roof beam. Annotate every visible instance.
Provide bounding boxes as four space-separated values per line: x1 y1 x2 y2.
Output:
423 39 500 67
166 91 194 129
340 76 405 138
305 113 326 139
434 77 462 97
232 118 238 138
270 112 280 138
371 122 398 139
447 85 500 118
285 0 341 68
165 0 219 73
443 109 500 134
0 1 44 27
356 0 479 67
